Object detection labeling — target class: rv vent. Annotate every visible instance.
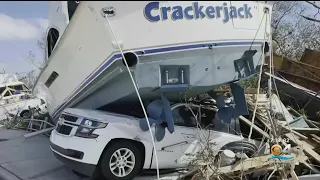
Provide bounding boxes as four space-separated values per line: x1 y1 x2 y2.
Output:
45 71 59 88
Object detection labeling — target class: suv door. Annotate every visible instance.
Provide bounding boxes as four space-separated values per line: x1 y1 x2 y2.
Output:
150 104 205 169
206 114 243 152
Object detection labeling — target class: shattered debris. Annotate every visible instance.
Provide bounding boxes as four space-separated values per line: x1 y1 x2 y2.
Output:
177 86 320 180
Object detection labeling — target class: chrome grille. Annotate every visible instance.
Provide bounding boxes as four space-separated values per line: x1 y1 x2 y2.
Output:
56 124 73 135
60 114 78 122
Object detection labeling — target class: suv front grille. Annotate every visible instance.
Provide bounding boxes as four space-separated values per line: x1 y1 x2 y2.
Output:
56 124 73 135
60 114 78 122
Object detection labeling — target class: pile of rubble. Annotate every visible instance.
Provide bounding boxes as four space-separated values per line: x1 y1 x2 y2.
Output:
245 90 320 174
178 88 320 180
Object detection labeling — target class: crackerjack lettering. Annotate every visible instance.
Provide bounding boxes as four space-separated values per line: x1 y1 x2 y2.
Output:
144 2 253 23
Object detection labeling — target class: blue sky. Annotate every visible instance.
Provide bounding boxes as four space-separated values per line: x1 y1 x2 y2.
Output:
0 1 48 75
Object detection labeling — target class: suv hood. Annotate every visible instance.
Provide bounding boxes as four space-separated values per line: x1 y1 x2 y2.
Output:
63 108 139 124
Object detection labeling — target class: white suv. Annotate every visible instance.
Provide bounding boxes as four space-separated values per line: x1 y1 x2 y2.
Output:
50 104 253 180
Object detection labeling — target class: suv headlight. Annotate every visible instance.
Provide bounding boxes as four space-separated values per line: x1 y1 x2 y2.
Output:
75 118 107 138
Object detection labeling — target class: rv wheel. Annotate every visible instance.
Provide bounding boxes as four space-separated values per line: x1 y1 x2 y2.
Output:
100 141 143 180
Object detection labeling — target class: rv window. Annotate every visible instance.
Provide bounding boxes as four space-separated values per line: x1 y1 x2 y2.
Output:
47 28 59 58
67 1 79 20
45 71 59 88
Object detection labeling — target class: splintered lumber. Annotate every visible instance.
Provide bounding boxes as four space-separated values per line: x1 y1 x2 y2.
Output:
310 134 320 143
215 153 307 175
239 116 270 139
290 127 320 135
244 90 320 175
284 133 320 164
280 125 308 140
177 153 307 180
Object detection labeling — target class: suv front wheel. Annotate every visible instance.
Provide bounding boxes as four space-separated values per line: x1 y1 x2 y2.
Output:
100 141 143 180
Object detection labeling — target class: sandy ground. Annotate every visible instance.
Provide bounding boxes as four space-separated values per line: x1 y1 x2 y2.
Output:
0 127 179 180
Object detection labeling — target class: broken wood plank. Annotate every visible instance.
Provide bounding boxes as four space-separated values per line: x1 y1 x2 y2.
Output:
23 127 54 138
280 125 309 140
255 116 272 129
290 127 320 135
177 153 307 180
284 133 320 164
310 134 320 141
310 134 320 145
239 116 270 139
217 153 307 174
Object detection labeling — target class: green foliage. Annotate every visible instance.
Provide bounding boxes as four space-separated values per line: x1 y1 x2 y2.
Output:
239 75 259 89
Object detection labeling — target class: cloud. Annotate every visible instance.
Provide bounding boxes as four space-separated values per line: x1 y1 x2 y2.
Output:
36 18 49 30
0 14 48 41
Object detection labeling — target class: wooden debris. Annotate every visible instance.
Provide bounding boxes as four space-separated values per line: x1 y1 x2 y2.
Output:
245 90 320 176
178 152 308 180
310 134 320 143
285 133 320 164
217 153 307 175
290 127 320 134
239 115 270 139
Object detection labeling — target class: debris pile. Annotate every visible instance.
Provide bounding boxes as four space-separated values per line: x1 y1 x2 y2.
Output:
178 86 320 180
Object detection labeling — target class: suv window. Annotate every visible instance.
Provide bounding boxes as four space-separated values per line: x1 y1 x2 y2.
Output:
172 104 217 129
172 105 199 127
200 107 216 129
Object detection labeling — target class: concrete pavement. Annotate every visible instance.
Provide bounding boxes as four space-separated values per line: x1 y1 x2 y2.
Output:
0 127 178 180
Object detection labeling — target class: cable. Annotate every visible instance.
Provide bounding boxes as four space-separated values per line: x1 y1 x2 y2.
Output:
249 13 267 51
248 10 269 141
102 15 160 179
267 14 300 146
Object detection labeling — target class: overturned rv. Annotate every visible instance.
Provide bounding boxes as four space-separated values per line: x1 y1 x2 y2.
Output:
33 1 271 121
33 1 273 179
